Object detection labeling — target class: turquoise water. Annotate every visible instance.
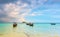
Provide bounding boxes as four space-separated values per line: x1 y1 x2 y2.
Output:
0 23 60 36
0 23 12 34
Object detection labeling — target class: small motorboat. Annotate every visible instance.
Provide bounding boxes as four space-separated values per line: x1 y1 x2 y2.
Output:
26 23 34 27
22 22 26 23
13 22 17 28
22 21 34 27
51 23 56 25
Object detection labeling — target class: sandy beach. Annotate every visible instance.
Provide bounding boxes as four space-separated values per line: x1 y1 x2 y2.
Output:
0 31 60 37
0 31 27 37
0 27 27 37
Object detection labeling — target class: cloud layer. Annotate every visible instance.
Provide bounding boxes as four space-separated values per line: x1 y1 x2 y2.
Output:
0 0 47 22
0 0 60 22
0 0 17 4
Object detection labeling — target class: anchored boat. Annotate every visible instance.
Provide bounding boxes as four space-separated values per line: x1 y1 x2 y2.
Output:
13 22 17 28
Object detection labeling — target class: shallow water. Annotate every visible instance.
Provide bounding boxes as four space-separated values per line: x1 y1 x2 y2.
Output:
0 23 60 37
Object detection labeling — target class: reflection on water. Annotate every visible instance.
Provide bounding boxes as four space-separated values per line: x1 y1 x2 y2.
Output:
0 23 60 37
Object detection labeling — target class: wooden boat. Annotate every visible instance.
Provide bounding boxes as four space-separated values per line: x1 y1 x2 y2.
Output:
13 22 17 28
26 23 34 27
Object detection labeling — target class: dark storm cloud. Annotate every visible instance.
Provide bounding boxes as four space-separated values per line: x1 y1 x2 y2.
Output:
0 0 17 4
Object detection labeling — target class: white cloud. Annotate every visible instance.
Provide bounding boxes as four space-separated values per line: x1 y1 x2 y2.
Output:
0 17 11 22
2 2 32 22
20 11 44 16
30 12 43 16
16 1 21 5
0 9 2 13
29 13 43 16
19 0 48 9
52 15 60 18
4 3 19 18
31 13 36 16
31 0 47 9
0 0 48 22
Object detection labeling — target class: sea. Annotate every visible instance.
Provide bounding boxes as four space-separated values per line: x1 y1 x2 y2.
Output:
0 23 60 37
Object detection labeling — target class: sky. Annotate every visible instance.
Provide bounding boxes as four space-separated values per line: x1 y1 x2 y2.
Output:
0 0 60 23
